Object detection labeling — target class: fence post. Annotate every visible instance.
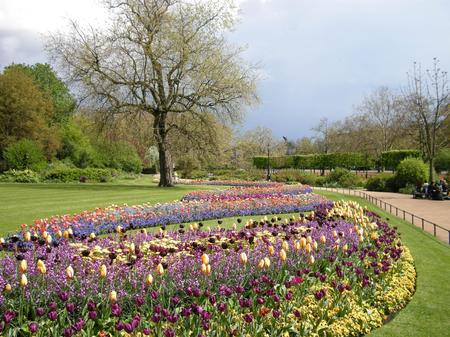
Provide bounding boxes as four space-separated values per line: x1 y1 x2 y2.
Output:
396 208 398 216
403 210 405 220
448 231 450 245
390 205 392 213
412 214 414 225
422 218 424 230
434 224 436 237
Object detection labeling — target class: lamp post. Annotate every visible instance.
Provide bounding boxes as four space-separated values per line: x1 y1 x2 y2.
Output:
266 143 271 181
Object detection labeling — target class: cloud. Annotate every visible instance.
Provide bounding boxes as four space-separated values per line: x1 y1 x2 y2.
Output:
0 29 46 69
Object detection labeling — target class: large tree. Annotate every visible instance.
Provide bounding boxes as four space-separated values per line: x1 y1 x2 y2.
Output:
47 0 258 186
405 59 449 184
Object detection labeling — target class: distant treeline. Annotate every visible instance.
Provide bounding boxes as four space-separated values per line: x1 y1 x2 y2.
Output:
253 150 421 171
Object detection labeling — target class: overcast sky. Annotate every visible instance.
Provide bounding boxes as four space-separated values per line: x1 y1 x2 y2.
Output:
1 0 449 138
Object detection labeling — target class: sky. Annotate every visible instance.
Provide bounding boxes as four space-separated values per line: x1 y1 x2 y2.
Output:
1 0 449 139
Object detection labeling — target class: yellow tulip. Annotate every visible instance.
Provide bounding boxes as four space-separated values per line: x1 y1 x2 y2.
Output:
145 274 153 286
109 290 117 303
282 240 289 251
332 230 338 239
23 232 31 242
306 236 312 244
42 231 48 239
319 235 326 244
0 237 4 244
19 259 28 273
268 245 275 256
294 241 301 252
343 244 348 252
201 254 209 265
201 263 211 275
4 283 12 293
257 259 265 269
299 237 307 249
37 260 46 274
116 226 122 234
313 241 318 251
57 230 63 238
279 249 287 262
308 255 315 265
90 233 96 239
20 274 28 287
68 228 73 236
66 266 75 279
240 252 248 265
156 263 164 275
63 230 69 239
45 235 52 245
305 243 312 254
264 257 271 268
100 264 107 278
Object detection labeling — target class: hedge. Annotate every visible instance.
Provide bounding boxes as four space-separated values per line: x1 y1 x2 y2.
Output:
42 167 112 183
380 150 421 171
253 153 373 170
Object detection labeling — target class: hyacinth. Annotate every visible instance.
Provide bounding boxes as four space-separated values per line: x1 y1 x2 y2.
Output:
0 188 415 337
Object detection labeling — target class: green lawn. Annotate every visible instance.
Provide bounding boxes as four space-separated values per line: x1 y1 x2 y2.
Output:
0 182 213 235
316 190 450 337
0 184 448 336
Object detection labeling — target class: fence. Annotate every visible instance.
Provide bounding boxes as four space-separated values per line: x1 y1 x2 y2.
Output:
315 186 450 245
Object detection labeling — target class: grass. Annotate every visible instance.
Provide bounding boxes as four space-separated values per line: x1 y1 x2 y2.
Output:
0 183 448 336
0 182 213 235
316 190 450 337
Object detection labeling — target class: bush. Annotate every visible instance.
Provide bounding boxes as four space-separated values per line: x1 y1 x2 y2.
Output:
394 158 427 189
42 167 112 183
398 184 416 195
380 150 421 171
435 148 450 172
366 173 395 192
94 142 143 173
326 167 363 188
3 139 46 171
0 169 40 183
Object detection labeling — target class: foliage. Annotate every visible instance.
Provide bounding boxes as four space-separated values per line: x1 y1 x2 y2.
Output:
4 63 76 124
3 139 46 171
326 167 363 188
0 67 58 158
57 121 96 168
42 167 112 183
380 150 421 171
94 141 143 173
434 148 450 172
253 153 372 170
0 169 41 183
394 158 428 189
398 184 416 195
365 173 395 192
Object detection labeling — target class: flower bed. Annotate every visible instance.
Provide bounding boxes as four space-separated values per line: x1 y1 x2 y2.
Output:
181 185 313 202
0 199 415 337
182 179 281 187
20 187 326 238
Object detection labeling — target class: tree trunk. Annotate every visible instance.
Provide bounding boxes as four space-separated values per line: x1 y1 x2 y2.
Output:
153 112 174 187
428 157 434 185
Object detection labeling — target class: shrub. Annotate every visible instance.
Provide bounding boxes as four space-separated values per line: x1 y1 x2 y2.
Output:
94 141 143 173
394 158 427 189
380 150 421 171
3 139 46 171
326 167 363 188
366 173 395 192
435 148 450 172
42 167 112 183
0 169 40 183
399 184 416 195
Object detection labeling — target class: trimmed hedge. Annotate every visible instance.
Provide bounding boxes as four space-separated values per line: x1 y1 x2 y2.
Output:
253 153 372 170
380 150 421 170
42 167 112 183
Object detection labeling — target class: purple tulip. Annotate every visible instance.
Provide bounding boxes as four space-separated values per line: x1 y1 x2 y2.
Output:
29 322 38 333
48 311 58 321
88 311 97 320
36 307 45 317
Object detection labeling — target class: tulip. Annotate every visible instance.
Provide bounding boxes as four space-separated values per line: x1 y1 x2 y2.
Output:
371 232 378 240
0 237 4 244
4 283 12 293
268 245 275 256
308 255 315 265
116 226 122 234
294 241 301 252
100 264 107 278
201 263 211 275
145 274 154 286
23 231 31 242
63 230 69 239
343 244 348 252
68 228 73 236
264 257 271 268
306 236 312 244
201 254 209 265
156 263 164 275
313 241 318 251
240 252 248 265
90 232 96 239
332 230 338 239
257 259 265 269
305 243 312 254
42 231 48 239
20 273 28 287
282 240 289 251
279 249 287 262
299 237 307 249
320 235 326 244
45 235 52 245
37 260 46 274
19 259 28 273
66 266 75 279
109 290 117 303
57 230 63 238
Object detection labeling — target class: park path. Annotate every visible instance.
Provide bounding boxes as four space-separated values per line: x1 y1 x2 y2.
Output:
315 187 450 243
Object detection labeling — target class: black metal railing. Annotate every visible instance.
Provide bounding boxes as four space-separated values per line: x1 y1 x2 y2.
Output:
315 186 450 245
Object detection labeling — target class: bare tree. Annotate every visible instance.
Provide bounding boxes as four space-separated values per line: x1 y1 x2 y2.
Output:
405 58 449 183
357 87 407 155
47 0 258 186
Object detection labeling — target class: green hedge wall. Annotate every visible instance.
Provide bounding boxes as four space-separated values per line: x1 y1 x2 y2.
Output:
380 150 421 170
253 153 372 170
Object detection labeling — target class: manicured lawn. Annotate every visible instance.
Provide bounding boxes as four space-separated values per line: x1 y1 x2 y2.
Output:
0 182 213 235
1 183 448 336
316 190 450 337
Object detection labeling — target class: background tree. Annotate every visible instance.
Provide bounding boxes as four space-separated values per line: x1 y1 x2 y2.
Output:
405 59 449 183
0 68 58 160
47 0 258 186
4 63 76 125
